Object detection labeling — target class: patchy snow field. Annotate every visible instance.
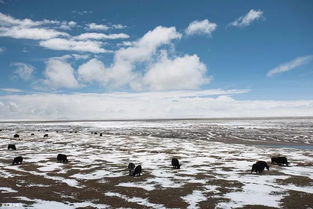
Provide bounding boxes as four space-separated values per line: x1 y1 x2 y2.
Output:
0 118 313 208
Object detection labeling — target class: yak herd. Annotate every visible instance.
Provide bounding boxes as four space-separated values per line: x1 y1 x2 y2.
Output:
5 132 290 177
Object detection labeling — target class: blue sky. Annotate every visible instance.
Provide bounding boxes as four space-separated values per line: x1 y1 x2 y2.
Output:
0 0 312 120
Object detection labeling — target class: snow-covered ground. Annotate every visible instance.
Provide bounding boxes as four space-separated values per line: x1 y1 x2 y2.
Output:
0 118 312 208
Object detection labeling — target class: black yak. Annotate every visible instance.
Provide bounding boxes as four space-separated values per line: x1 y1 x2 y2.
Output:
133 165 142 176
44 134 48 137
13 134 19 138
12 156 23 165
171 158 181 169
251 161 269 173
31 133 35 136
8 144 16 150
57 154 68 163
271 157 289 166
128 162 135 176
100 133 103 136
257 161 269 170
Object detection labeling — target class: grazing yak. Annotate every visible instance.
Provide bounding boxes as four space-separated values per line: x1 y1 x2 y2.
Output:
133 165 142 176
44 134 48 137
8 144 16 150
13 134 19 138
128 163 135 176
271 157 289 166
12 156 23 165
31 133 35 136
251 161 269 174
57 154 68 163
171 158 181 169
100 133 103 136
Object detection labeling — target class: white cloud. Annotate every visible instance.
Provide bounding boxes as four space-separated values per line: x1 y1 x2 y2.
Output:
78 58 107 83
12 62 35 80
230 9 263 27
0 47 5 53
75 32 129 40
185 19 217 36
59 21 77 30
86 23 127 31
0 12 69 40
100 26 183 89
143 52 209 90
0 90 312 120
0 12 75 29
0 12 44 27
112 24 127 29
267 55 313 77
0 88 23 93
86 23 109 31
36 26 185 90
76 26 211 91
0 26 68 40
39 38 109 53
42 58 80 89
115 26 181 63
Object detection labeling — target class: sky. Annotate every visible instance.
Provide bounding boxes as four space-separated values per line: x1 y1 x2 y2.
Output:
0 0 313 120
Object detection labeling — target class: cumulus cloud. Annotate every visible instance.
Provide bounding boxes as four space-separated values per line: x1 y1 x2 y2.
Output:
107 26 183 88
115 26 182 63
42 58 80 89
78 58 107 83
185 19 217 36
12 62 35 80
39 38 109 53
75 32 129 40
13 25 209 91
267 55 313 77
0 90 312 120
230 9 263 27
76 26 190 89
76 26 210 91
144 53 209 90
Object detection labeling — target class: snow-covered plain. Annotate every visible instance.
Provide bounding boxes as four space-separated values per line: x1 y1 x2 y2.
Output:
0 118 312 208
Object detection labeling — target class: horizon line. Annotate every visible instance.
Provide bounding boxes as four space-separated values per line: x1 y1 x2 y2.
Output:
1 116 313 123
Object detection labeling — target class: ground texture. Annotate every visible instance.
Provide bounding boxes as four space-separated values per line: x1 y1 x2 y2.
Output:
0 118 313 208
